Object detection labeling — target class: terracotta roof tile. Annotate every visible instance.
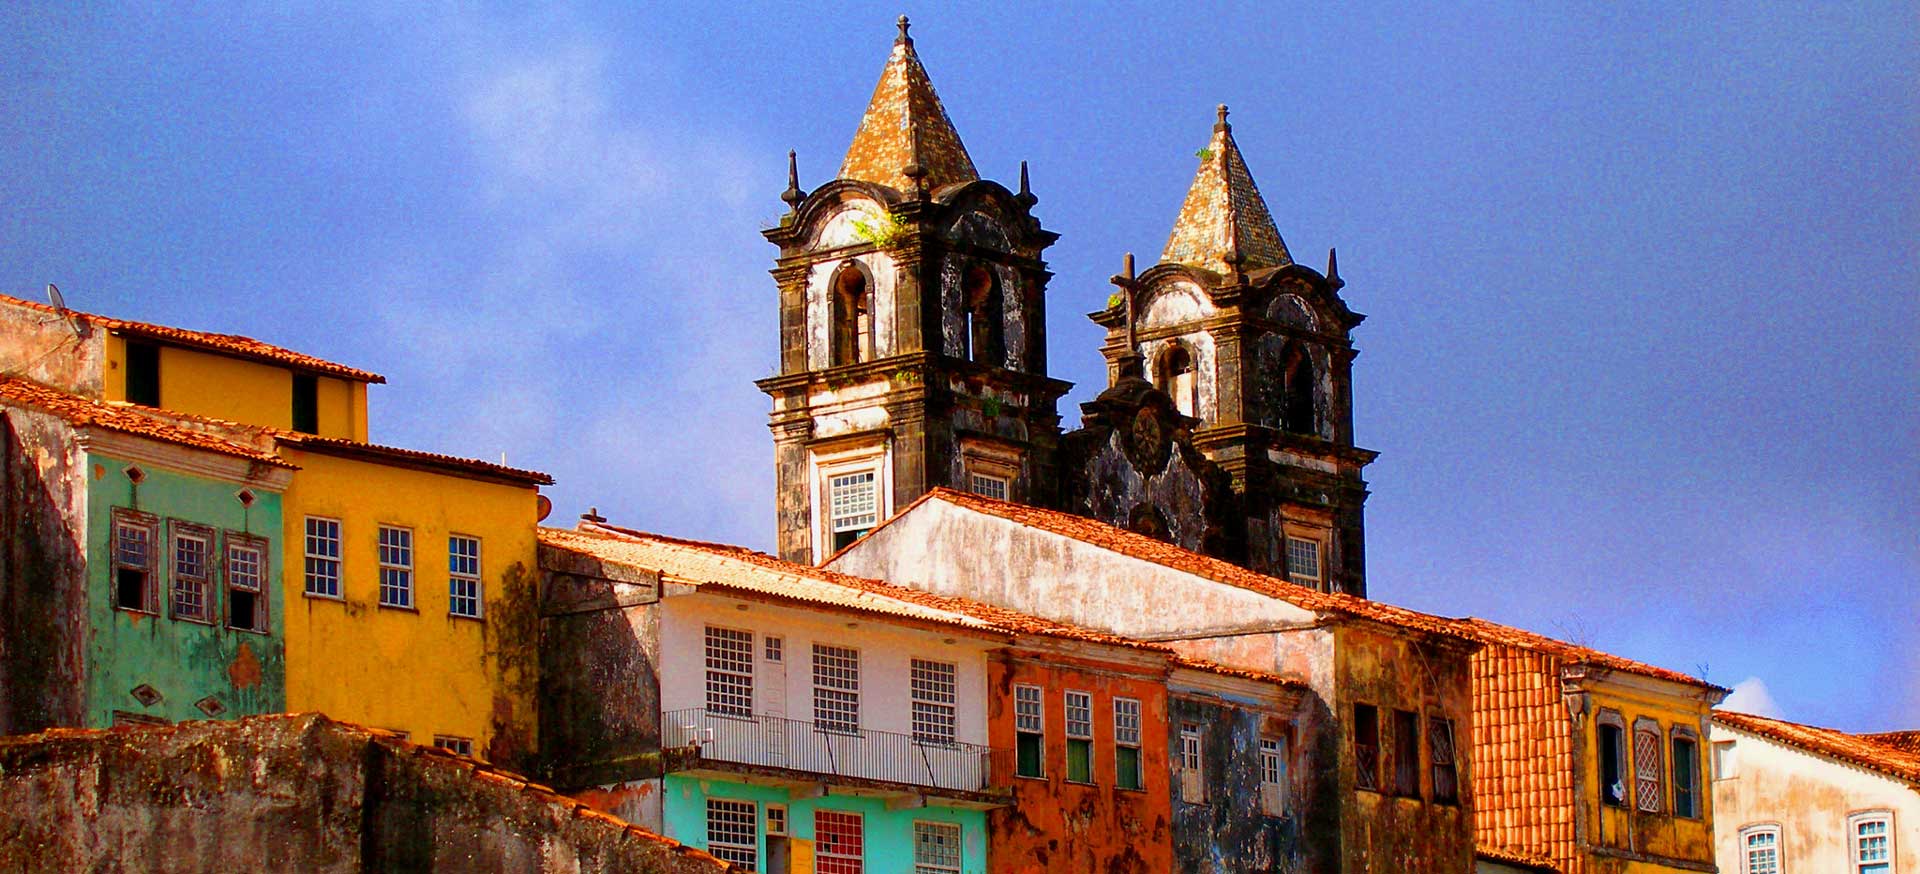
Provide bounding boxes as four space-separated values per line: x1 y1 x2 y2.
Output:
0 376 293 468
1715 710 1920 785
1861 730 1920 755
541 523 1163 654
1171 654 1308 689
2 294 384 383
1453 617 1722 691
837 25 977 193
1476 845 1560 873
906 487 1473 641
1161 107 1291 274
1470 642 1579 872
279 433 552 486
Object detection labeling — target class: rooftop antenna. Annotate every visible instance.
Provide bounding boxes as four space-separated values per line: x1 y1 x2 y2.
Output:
46 283 84 338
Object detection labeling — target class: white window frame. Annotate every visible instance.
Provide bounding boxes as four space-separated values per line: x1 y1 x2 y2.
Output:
705 798 758 870
303 516 342 599
1014 683 1044 778
1850 810 1895 874
704 626 755 718
224 533 269 634
1260 736 1287 815
448 534 482 618
810 441 889 560
910 658 957 746
377 525 413 609
814 809 864 874
813 643 861 735
827 469 879 545
764 803 788 836
913 820 962 874
1284 535 1322 586
967 472 1009 501
1740 824 1781 874
1064 690 1094 785
169 522 213 623
112 509 159 614
433 735 474 757
1179 722 1205 803
764 635 784 663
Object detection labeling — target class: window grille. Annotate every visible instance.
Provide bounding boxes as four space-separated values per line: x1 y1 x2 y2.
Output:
1742 827 1779 874
910 659 957 745
304 517 341 597
171 528 210 621
1064 692 1093 739
1853 813 1892 874
815 810 864 874
377 526 413 608
705 799 758 870
1430 718 1459 804
967 473 1008 501
1065 691 1093 783
1260 737 1287 814
764 636 783 662
225 537 268 633
1015 684 1044 778
1115 698 1142 790
913 821 962 874
813 644 860 734
1015 685 1044 732
704 626 754 717
828 471 878 541
1285 536 1322 584
448 535 481 618
1633 721 1663 813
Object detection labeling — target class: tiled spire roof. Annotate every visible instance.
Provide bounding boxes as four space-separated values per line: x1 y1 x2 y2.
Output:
837 16 978 193
1161 105 1292 274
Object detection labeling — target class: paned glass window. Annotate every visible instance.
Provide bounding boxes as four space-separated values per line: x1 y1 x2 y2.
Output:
910 659 957 745
448 535 481 618
1260 737 1287 814
377 526 413 608
1285 536 1322 584
1180 723 1202 770
1742 827 1779 874
1853 813 1892 874
113 511 156 612
304 517 341 598
815 810 864 874
1114 697 1143 790
828 471 878 550
967 473 1008 501
704 626 754 717
433 735 474 757
764 636 783 662
706 799 758 870
1015 684 1044 778
225 537 268 633
1633 720 1664 813
913 821 962 874
813 644 860 734
1065 691 1093 783
171 527 210 621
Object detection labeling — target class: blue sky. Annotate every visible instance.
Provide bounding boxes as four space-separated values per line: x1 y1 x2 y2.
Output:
4 3 1914 730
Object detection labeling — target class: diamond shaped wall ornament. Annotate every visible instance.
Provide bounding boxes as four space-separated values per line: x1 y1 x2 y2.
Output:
194 695 227 718
235 488 256 508
130 683 162 706
123 465 146 484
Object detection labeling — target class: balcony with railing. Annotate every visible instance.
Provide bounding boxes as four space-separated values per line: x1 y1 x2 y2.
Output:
663 707 1009 797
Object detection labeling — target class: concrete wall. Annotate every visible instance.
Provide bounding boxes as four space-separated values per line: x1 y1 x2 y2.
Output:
0 409 89 734
1711 721 1918 874
0 298 105 396
988 648 1173 873
85 450 286 726
0 714 733 873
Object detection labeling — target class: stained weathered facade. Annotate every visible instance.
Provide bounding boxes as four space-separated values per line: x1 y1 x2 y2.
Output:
1086 107 1374 596
1166 663 1309 873
0 713 733 873
757 18 1070 566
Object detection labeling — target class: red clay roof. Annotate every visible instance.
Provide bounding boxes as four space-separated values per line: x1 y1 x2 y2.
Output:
544 522 1164 655
1170 654 1307 690
1476 845 1560 873
0 376 293 468
1452 617 1722 692
1 294 385 383
903 487 1473 641
281 434 551 486
1715 710 1920 785
1861 730 1920 755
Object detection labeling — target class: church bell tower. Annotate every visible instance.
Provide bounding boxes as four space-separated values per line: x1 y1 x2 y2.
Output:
757 18 1070 565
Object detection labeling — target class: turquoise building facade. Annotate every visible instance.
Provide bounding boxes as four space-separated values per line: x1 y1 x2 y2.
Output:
662 774 987 874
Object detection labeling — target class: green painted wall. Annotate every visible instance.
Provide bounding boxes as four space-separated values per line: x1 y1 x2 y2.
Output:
85 453 285 726
662 774 987 874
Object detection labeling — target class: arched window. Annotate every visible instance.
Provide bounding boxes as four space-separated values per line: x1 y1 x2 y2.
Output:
1155 343 1197 419
831 264 872 366
962 265 1003 366
1281 344 1318 436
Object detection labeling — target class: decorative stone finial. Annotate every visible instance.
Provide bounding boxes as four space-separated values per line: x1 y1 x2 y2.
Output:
781 150 805 207
581 506 606 523
1016 160 1037 207
1327 247 1343 288
1215 103 1230 132
897 15 912 45
1110 252 1145 379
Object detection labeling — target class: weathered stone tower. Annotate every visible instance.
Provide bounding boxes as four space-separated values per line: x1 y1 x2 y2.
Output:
1090 106 1375 595
758 18 1070 565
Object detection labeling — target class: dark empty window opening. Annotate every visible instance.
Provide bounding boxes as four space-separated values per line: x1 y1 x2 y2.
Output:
1429 717 1459 804
1599 719 1627 807
291 373 319 434
962 265 1003 366
1281 344 1317 436
1353 703 1380 792
1156 343 1197 418
1392 709 1421 797
125 341 161 407
831 265 873 366
111 510 156 613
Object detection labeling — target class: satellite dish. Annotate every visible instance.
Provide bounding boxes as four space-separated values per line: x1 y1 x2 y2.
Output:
46 283 65 312
46 283 84 338
536 494 553 522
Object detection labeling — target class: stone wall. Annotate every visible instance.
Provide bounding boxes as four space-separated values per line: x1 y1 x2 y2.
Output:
0 713 733 873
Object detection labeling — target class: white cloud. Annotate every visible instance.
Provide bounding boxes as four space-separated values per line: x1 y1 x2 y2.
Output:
1721 676 1782 719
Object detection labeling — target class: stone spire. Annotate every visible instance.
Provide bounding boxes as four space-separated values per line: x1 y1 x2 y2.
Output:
837 16 980 193
1161 104 1292 274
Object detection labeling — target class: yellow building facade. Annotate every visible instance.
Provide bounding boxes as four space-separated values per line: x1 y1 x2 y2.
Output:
279 441 546 766
100 333 369 441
